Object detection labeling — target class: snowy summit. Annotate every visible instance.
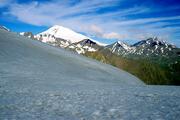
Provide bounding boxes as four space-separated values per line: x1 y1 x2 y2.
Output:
37 25 88 43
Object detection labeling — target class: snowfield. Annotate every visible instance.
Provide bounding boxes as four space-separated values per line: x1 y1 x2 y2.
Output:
0 29 180 120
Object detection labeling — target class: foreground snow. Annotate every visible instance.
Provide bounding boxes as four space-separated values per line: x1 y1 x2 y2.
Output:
0 29 180 120
1 85 180 120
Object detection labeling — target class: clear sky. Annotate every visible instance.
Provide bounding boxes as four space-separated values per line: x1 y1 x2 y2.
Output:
0 0 180 46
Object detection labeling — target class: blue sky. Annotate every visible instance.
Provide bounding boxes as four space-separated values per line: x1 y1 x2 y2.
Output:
0 0 180 46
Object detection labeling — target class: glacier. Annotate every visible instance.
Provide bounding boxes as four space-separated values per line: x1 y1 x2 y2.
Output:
0 29 180 120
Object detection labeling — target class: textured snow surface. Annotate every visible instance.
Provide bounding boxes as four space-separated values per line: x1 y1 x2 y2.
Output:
1 86 180 120
0 29 180 120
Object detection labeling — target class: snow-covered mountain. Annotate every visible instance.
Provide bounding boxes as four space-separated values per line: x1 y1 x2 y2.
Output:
104 41 132 56
36 25 88 43
35 25 104 48
103 37 178 57
66 39 103 54
131 37 177 56
19 25 179 57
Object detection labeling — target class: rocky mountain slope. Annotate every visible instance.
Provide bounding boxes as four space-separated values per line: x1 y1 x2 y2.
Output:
20 32 34 39
104 41 133 56
103 37 179 58
66 39 103 54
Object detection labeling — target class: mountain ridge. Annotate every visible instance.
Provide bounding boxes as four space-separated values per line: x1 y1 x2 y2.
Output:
17 25 179 58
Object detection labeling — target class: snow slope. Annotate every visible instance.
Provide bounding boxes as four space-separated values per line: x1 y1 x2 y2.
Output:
0 29 142 86
0 29 180 120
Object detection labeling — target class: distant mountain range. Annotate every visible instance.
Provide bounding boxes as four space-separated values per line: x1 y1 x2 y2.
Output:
16 25 179 60
104 38 178 58
1 25 179 60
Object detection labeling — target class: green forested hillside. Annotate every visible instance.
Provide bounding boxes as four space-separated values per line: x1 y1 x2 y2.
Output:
84 51 180 85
